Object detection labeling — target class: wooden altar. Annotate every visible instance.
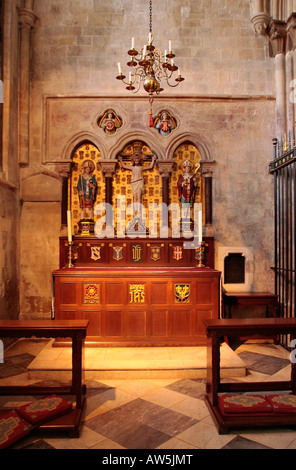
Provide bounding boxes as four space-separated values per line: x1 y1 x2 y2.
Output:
52 262 221 347
53 141 219 346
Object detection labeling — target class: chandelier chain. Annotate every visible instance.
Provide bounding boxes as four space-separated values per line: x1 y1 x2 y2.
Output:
116 0 184 101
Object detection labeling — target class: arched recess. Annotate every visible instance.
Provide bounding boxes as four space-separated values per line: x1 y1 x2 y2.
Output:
168 135 215 227
166 132 212 162
65 140 104 236
61 131 107 161
108 131 165 161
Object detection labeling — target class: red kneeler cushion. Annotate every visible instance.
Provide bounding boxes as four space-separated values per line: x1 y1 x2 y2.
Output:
17 395 72 425
219 394 272 415
0 411 32 449
267 394 296 414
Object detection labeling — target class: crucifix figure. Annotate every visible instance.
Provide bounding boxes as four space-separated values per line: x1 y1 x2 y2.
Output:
118 152 157 216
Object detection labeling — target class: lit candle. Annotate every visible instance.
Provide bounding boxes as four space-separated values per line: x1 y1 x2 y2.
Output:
117 62 122 74
131 37 135 49
129 72 132 83
148 32 152 44
142 45 147 58
178 69 181 77
164 49 167 58
169 40 172 52
67 210 72 243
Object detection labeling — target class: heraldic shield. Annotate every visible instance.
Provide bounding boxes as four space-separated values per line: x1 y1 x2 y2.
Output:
175 284 190 303
151 246 161 262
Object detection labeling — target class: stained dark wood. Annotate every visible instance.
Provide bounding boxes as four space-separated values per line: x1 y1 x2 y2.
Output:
223 292 278 319
204 318 296 434
0 319 88 437
53 267 221 346
59 236 215 269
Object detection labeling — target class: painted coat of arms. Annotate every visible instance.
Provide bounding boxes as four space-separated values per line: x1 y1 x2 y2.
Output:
173 246 183 261
175 284 190 303
150 246 161 262
113 246 123 261
90 246 101 261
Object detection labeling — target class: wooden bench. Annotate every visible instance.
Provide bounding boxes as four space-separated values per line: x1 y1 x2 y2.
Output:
223 292 278 319
0 319 88 437
204 318 296 434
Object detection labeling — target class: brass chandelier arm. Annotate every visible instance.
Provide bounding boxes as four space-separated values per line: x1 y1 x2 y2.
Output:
116 0 184 98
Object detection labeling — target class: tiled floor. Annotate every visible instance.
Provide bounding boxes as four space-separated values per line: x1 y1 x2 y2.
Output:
0 338 296 450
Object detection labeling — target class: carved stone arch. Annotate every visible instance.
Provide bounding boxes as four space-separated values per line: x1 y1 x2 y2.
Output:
21 171 62 202
56 134 106 226
108 131 165 161
167 134 215 227
61 131 107 162
165 133 212 162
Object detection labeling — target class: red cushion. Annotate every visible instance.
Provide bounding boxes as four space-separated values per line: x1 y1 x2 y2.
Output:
0 411 32 449
17 395 72 425
267 394 296 414
219 394 272 414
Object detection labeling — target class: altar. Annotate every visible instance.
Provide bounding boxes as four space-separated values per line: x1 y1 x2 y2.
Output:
52 263 220 347
52 140 220 346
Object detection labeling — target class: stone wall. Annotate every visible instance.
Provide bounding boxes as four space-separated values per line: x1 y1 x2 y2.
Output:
14 0 277 318
0 0 20 320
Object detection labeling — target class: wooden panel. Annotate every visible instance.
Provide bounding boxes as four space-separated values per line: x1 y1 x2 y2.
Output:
196 280 214 304
171 310 191 336
59 309 79 320
60 237 215 269
104 310 122 337
150 282 168 304
127 310 147 337
105 282 124 304
53 267 221 346
81 310 101 336
150 309 168 336
60 282 77 304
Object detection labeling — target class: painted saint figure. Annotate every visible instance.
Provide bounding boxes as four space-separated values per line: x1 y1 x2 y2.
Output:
77 160 98 220
155 111 176 136
118 154 157 212
177 160 199 206
98 110 122 135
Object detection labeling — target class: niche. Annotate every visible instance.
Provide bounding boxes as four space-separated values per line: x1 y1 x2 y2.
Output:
217 246 254 292
224 253 245 284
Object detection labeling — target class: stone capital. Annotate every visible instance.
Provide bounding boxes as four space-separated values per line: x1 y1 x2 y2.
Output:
200 161 215 176
157 160 175 177
99 160 117 178
251 12 270 37
287 13 296 50
267 20 287 56
54 161 72 179
18 7 37 31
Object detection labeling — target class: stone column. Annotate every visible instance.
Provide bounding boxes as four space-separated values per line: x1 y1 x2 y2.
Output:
285 50 294 138
18 5 37 165
200 163 214 226
100 160 117 230
157 160 175 206
54 161 72 225
287 14 296 141
268 20 287 138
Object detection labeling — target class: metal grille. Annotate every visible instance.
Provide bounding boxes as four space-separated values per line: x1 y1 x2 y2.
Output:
270 141 296 346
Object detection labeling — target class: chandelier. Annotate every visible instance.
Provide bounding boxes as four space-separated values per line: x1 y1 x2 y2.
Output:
116 0 185 125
